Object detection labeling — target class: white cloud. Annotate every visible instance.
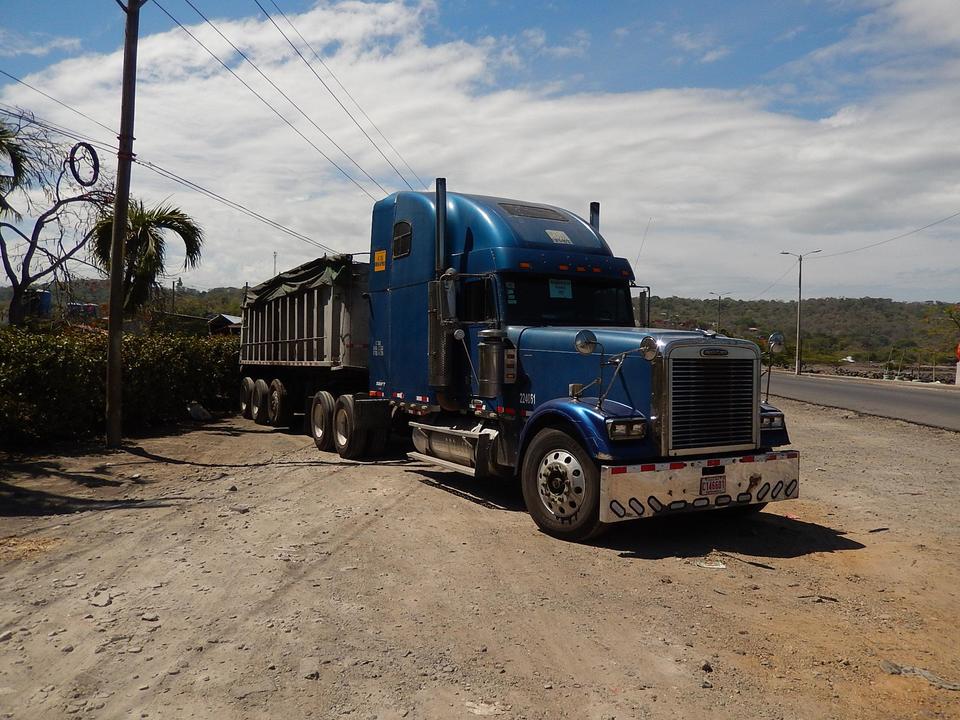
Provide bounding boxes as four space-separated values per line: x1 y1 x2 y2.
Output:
0 29 81 58
1 1 958 301
519 27 590 59
672 31 730 64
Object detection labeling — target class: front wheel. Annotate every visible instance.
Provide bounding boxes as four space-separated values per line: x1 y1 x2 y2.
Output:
520 428 605 542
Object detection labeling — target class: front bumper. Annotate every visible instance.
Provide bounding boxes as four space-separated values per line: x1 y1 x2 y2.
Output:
599 450 799 523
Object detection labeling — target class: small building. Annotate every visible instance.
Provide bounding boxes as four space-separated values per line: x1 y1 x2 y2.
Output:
208 313 242 335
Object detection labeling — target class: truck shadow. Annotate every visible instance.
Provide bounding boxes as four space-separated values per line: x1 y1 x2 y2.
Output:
0 481 188 517
599 511 865 560
405 469 526 512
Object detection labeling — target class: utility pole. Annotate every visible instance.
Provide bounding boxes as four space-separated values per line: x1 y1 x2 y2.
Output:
171 279 176 313
273 251 277 276
106 0 147 448
780 249 822 376
708 291 728 331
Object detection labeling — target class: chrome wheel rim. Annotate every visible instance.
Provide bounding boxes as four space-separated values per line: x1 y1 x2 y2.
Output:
312 402 325 440
269 390 280 418
537 448 585 519
334 408 349 447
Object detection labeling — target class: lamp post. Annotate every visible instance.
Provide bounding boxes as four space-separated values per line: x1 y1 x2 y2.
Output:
780 249 822 375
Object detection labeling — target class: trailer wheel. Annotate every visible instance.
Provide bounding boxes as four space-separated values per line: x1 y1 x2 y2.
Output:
309 390 336 451
268 379 291 427
251 379 271 425
333 394 368 460
520 428 605 542
240 376 255 419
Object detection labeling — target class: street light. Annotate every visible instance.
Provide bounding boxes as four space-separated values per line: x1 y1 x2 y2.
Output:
708 291 731 331
780 249 822 375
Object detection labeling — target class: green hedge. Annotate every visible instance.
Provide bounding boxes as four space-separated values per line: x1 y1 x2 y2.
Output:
0 328 239 445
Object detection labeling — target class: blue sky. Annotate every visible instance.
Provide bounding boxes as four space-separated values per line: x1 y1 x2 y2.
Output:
1 1 958 300
3 1 864 110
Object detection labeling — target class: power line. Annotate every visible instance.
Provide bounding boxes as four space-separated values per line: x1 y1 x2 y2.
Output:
0 69 117 136
267 0 428 190
0 104 340 254
812 209 960 260
178 0 390 197
136 159 338 253
744 259 798 301
151 0 379 201
254 0 416 191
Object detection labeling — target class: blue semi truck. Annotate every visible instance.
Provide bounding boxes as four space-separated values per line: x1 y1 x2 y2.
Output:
239 179 799 541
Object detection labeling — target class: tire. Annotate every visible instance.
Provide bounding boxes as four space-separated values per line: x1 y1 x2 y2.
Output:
251 378 271 425
365 425 390 457
240 376 255 419
520 428 604 542
333 394 368 460
268 378 291 427
309 390 336 452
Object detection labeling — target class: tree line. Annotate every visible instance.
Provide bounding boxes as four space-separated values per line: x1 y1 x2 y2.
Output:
646 295 960 364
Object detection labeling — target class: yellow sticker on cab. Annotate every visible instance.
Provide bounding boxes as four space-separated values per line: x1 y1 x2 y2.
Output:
374 249 387 271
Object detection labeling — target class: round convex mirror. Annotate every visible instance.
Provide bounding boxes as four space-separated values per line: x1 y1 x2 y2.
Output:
768 332 785 354
574 329 597 355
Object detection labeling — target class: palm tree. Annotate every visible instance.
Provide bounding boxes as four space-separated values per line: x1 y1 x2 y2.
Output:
0 119 37 218
91 199 204 314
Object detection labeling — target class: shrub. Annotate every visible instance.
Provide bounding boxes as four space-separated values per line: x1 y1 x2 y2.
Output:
0 328 239 445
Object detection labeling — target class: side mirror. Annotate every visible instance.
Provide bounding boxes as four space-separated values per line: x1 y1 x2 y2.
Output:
768 332 785 354
574 329 597 355
639 336 659 361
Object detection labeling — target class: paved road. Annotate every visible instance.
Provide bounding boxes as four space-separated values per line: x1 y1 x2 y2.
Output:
767 371 960 431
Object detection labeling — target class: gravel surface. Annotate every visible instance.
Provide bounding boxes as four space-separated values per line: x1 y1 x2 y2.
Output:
1 400 958 719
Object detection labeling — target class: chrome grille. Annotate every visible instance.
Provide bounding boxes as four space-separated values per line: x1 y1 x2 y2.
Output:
670 357 755 452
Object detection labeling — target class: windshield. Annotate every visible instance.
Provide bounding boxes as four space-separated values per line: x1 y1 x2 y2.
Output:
502 275 634 327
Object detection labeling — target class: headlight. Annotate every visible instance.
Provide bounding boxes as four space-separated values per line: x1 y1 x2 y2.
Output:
606 418 647 440
761 413 784 430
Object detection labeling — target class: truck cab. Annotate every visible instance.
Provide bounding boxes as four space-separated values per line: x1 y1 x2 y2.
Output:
362 181 799 540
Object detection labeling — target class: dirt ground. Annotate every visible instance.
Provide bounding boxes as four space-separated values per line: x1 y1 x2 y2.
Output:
1 399 958 720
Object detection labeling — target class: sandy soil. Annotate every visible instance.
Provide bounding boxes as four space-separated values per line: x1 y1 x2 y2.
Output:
1 400 958 720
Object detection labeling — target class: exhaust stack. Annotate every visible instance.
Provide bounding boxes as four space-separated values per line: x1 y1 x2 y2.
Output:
435 177 447 277
589 201 600 231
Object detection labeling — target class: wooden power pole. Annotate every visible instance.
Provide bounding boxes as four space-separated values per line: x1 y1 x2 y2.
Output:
106 0 147 447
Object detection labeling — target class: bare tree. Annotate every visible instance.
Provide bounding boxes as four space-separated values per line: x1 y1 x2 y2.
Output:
0 112 113 325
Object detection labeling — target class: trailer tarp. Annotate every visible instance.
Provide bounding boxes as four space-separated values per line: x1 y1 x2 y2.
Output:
243 255 355 307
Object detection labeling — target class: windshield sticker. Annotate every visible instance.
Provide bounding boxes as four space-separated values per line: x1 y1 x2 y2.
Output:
506 281 517 305
546 229 572 244
549 278 573 299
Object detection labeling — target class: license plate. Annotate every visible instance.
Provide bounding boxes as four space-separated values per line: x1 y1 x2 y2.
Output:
700 476 726 495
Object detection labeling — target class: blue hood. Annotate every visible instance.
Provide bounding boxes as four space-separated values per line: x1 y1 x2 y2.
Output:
506 325 711 418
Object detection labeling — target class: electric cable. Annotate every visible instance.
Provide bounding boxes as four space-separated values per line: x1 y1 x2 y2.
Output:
744 259 798 301
177 0 390 197
267 0 428 190
0 69 117 136
811 209 960 259
254 0 415 191
151 0 379 200
0 104 339 253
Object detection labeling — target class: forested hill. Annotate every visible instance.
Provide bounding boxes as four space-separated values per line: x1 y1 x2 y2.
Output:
2 281 957 362
0 280 245 318
648 296 958 363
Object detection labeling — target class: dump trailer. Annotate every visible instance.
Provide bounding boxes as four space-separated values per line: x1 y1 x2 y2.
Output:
239 179 799 541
